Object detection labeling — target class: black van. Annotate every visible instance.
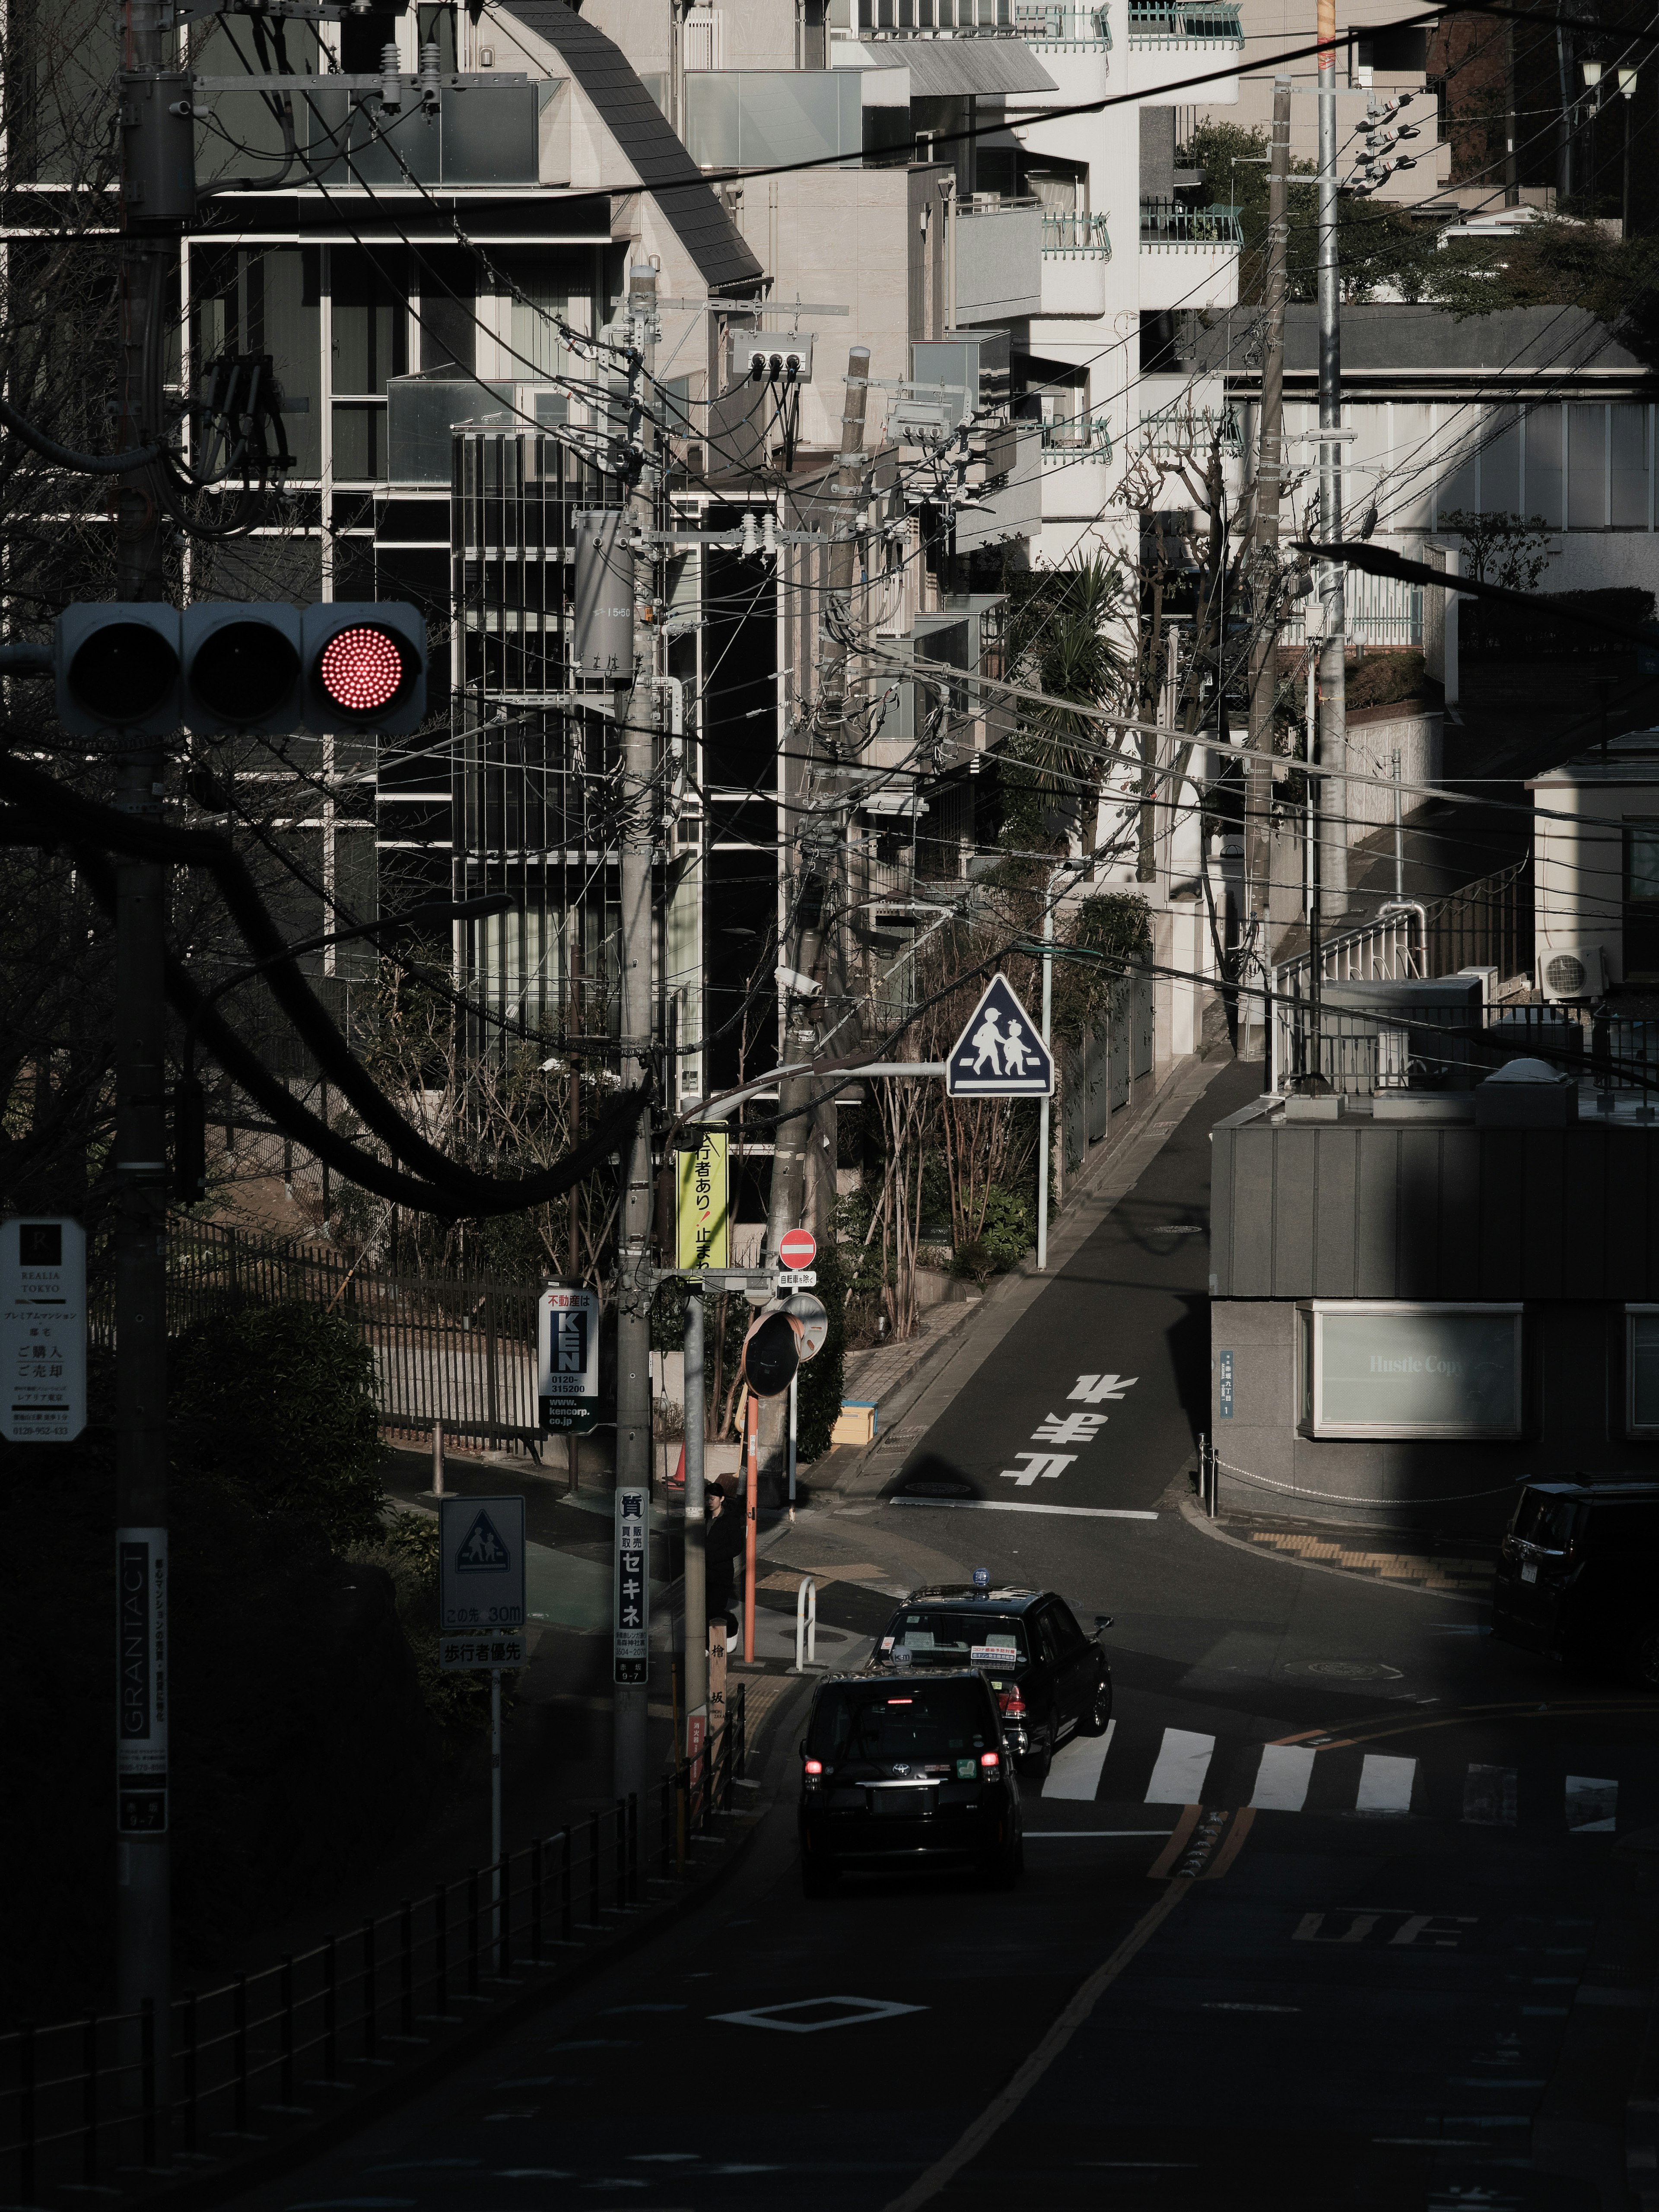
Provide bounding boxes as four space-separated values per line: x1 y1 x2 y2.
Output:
1492 1481 1659 1687
797 1669 1022 1894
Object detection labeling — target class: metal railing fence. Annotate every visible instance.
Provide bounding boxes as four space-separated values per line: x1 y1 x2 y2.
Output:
1138 200 1245 244
99 1219 550 1446
1 1696 746 2205
1126 0 1241 30
1041 211 1112 250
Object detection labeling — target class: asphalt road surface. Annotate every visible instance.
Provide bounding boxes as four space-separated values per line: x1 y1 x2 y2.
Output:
225 1067 1657 2212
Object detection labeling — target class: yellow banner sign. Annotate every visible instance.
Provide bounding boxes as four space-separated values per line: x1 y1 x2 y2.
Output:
675 1124 731 1270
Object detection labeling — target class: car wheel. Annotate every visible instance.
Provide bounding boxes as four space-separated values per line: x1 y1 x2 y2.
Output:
1018 1708 1057 1783
1626 1619 1659 1691
1077 1675 1112 1738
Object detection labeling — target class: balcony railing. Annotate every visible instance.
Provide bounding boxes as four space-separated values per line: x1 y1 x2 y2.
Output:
1042 210 1112 251
1135 402 1242 455
1041 414 1113 460
1139 199 1244 245
852 0 1023 30
1011 2 1111 39
1125 0 1242 38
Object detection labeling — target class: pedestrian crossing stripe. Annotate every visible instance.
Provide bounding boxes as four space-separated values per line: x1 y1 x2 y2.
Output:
454 1509 512 1572
1036 1722 1630 1832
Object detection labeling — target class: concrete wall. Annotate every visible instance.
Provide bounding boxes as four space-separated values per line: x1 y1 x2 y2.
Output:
1209 1295 1659 1532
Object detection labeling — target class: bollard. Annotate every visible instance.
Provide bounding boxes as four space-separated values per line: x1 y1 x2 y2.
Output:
791 1575 817 1672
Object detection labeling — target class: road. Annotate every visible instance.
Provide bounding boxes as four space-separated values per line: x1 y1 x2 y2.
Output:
224 1064 1657 2212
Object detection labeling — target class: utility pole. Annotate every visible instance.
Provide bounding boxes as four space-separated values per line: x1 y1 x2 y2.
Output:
755 345 870 1494
1316 0 1348 939
613 259 660 1805
1245 76 1291 1076
114 0 176 2107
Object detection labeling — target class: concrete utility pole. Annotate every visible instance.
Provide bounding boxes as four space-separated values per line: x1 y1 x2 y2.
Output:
1316 0 1348 932
613 259 661 1804
114 0 175 2106
756 345 871 1492
1245 75 1292 1075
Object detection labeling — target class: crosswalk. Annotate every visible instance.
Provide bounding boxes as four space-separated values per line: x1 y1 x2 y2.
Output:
1038 1721 1639 1833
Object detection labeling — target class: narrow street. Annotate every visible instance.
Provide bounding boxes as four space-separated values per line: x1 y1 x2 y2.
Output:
220 1069 1658 2212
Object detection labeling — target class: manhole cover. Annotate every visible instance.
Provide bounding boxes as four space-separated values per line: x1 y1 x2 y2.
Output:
1282 1659 1403 1682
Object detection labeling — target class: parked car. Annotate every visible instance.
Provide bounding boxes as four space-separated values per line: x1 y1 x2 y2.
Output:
798 1668 1022 1894
1492 1479 1659 1686
871 1583 1112 1780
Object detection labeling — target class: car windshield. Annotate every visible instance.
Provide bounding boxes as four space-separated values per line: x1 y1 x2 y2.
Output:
807 1681 992 1765
882 1609 1029 1665
1510 1491 1578 1550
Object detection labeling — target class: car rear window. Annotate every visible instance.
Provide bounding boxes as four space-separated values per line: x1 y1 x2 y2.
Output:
881 1610 1029 1663
807 1681 993 1762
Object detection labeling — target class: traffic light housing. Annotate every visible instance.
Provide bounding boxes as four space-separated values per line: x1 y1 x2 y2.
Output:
180 603 302 738
55 604 181 737
54 601 429 737
302 603 427 734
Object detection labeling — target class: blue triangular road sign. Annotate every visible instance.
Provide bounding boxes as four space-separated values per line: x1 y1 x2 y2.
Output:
946 974 1054 1098
455 1509 512 1572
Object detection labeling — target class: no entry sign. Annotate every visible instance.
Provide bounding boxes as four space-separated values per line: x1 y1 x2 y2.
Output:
779 1228 817 1271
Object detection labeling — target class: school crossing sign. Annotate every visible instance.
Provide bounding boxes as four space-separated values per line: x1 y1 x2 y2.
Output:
946 975 1054 1100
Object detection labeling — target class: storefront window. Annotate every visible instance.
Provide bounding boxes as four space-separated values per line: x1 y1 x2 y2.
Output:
1627 1308 1659 1433
1300 1303 1524 1439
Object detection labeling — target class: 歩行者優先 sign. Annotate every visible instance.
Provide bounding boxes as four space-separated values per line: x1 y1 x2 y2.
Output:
540 1284 600 1435
676 1124 731 1271
945 975 1054 1100
439 1494 526 1637
615 1485 648 1686
1 1216 86 1443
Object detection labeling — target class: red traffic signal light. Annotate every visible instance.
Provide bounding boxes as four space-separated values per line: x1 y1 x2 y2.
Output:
54 605 181 736
302 604 426 733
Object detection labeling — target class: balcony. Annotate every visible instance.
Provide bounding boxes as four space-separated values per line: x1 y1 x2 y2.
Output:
1012 2 1109 39
1125 0 1242 40
1138 200 1242 306
1040 416 1113 519
1039 211 1110 315
954 198 1043 322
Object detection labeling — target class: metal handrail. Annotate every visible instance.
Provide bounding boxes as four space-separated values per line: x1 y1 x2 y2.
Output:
0 1692 747 2202
1040 414 1113 458
1041 211 1112 250
1125 0 1242 36
1138 199 1244 244
1012 2 1111 38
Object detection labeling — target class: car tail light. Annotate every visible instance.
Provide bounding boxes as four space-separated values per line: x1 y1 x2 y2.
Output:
997 1689 1026 1719
980 1751 1000 1768
803 1758 823 1775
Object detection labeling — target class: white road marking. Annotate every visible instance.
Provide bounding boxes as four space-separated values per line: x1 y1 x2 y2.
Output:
1250 1744 1316 1811
1463 1765 1518 1826
889 1499 1158 1519
1354 1753 1417 1815
712 1996 928 2034
1044 1718 1115 1799
1565 1776 1618 1832
1145 1728 1216 1804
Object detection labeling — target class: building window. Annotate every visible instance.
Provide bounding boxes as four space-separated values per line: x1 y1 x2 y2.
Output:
1298 1302 1524 1440
1626 1308 1659 1434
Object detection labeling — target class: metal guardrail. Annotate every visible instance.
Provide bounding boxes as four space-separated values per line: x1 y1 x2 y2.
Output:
1012 2 1111 38
1125 0 1242 36
1135 400 1243 455
1138 199 1244 245
1041 415 1113 460
0 1697 747 2205
1042 211 1112 251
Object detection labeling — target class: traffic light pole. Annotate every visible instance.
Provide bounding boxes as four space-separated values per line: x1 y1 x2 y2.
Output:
114 0 173 2107
613 261 660 1805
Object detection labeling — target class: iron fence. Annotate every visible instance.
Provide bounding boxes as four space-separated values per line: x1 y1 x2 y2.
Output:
0 1695 746 2206
149 1220 548 1446
1422 857 1534 983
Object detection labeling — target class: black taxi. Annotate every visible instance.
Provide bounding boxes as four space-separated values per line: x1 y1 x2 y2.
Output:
1492 1479 1659 1686
797 1667 1021 1894
870 1582 1112 1781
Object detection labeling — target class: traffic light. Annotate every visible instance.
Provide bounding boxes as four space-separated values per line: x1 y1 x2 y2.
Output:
180 603 302 738
302 603 427 734
54 601 429 737
55 604 181 738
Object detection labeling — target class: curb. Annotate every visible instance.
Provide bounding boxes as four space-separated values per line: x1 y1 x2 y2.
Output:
125 1725 809 2212
1168 1476 1486 1606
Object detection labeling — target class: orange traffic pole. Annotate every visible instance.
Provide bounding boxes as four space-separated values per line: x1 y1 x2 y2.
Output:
743 1392 759 1663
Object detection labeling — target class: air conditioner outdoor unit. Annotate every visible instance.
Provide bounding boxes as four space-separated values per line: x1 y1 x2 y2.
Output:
1539 944 1606 1002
